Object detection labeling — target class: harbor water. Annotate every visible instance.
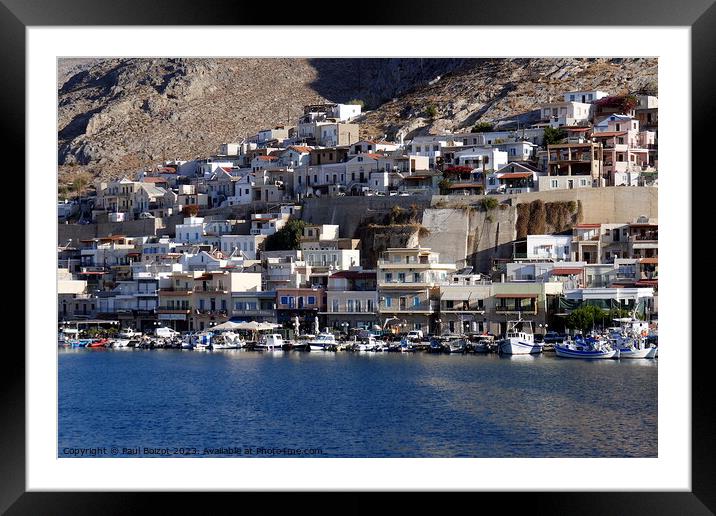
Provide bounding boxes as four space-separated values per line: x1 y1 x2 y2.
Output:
59 349 657 458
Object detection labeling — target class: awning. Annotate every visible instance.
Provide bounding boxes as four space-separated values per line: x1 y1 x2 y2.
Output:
440 290 473 301
498 172 533 179
551 268 584 275
639 258 658 264
495 294 537 299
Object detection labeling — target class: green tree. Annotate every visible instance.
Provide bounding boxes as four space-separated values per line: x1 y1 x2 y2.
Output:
438 178 452 195
566 305 609 333
425 105 438 119
347 99 365 108
264 219 306 251
543 126 567 146
471 121 494 133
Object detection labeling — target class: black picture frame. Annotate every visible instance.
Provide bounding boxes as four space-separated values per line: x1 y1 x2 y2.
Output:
5 0 710 513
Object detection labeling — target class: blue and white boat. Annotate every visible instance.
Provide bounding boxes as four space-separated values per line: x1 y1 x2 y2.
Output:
499 318 542 355
555 335 619 359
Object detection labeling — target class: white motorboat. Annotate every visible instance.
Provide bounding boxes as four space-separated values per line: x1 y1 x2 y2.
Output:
256 334 285 351
211 332 244 350
498 318 542 355
355 335 384 351
307 333 337 351
110 338 131 348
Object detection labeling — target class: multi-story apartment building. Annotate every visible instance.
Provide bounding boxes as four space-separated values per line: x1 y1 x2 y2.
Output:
321 270 378 332
540 141 604 191
377 247 457 334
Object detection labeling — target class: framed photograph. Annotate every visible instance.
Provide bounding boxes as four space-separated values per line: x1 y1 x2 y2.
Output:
7 0 711 512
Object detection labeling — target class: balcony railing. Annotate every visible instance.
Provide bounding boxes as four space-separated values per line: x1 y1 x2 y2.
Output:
159 287 193 294
157 307 190 314
495 304 537 313
193 286 228 293
194 309 229 316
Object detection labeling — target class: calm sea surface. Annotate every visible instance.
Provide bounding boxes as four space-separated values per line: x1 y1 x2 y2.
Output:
58 349 657 458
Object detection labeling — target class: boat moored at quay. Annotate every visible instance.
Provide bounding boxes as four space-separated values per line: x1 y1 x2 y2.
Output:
554 335 620 359
498 318 543 355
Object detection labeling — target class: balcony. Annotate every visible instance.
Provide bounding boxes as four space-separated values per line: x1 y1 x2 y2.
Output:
379 301 433 313
231 309 275 318
157 307 190 314
193 286 229 293
378 280 435 288
194 309 229 316
159 287 193 295
495 304 537 314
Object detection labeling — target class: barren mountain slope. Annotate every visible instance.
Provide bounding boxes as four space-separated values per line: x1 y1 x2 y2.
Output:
57 57 656 181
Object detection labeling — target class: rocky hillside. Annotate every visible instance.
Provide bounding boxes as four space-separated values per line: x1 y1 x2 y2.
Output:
356 58 658 140
57 57 656 181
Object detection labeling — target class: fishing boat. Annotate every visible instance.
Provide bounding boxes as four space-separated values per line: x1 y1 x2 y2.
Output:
307 333 337 351
555 335 620 359
498 318 542 355
445 336 467 354
399 338 417 352
469 334 495 353
608 319 657 359
427 337 446 353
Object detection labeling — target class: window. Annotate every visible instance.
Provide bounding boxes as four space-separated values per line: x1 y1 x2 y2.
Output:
332 299 339 312
413 296 420 307
385 297 392 308
551 179 559 188
307 296 316 305
280 296 289 305
398 272 406 283
385 273 393 283
347 300 354 312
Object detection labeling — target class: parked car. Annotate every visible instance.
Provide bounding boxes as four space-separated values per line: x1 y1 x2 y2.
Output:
407 330 424 340
543 332 565 344
139 212 155 219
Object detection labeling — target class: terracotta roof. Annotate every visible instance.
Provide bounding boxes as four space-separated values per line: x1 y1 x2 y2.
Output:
564 127 591 132
551 268 584 275
220 166 233 173
574 223 601 228
289 146 312 153
639 258 658 264
495 293 537 298
635 279 658 287
256 155 278 161
591 131 628 137
365 153 383 160
498 172 533 179
329 271 376 280
142 177 167 183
